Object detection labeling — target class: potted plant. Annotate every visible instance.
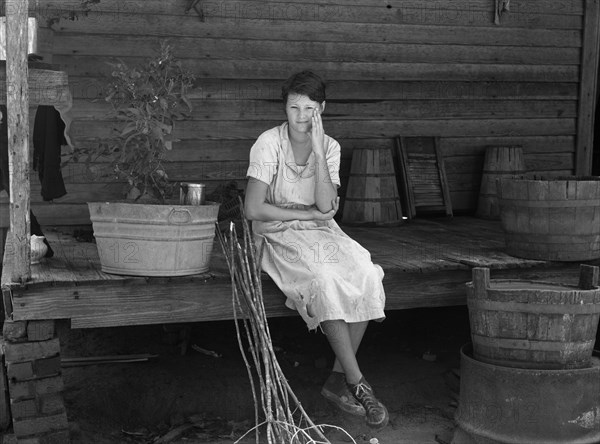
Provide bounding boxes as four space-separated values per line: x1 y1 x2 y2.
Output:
84 42 220 277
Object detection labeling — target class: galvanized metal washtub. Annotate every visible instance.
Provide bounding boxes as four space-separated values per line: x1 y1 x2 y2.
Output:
88 201 220 276
453 343 600 444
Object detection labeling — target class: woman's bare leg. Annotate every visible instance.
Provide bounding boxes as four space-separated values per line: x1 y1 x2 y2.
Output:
321 320 368 384
321 319 388 428
330 321 368 380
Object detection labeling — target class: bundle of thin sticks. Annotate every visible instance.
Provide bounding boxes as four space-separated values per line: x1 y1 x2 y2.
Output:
217 216 355 444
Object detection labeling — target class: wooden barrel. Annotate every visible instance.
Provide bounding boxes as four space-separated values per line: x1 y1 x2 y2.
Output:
475 145 525 220
342 148 403 225
498 176 600 261
466 266 600 369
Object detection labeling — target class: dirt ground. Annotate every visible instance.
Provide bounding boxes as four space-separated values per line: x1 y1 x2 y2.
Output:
61 306 470 444
6 306 472 444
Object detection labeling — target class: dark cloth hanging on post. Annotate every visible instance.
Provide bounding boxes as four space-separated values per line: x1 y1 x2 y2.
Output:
33 105 67 201
0 104 67 200
0 104 10 194
0 104 67 257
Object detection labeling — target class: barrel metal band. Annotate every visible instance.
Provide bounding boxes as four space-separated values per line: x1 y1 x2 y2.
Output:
506 233 600 243
468 298 600 314
472 334 594 352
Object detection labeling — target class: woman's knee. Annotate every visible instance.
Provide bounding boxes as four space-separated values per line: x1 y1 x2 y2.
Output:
320 319 348 338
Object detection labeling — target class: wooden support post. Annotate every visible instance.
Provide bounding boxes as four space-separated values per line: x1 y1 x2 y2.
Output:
576 0 600 175
5 0 31 282
2 320 70 442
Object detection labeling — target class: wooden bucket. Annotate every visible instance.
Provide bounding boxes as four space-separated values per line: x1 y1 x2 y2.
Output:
466 266 600 369
342 148 403 225
455 343 600 444
475 145 525 220
498 176 600 261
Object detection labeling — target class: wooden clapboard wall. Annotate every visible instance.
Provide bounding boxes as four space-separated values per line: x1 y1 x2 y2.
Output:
0 0 597 226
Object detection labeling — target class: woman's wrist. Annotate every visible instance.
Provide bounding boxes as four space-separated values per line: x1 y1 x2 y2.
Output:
313 152 326 163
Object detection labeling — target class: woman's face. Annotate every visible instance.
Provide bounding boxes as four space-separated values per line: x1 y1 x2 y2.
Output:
285 93 324 135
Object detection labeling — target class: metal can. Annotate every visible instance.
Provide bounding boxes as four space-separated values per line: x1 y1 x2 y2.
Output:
179 182 206 206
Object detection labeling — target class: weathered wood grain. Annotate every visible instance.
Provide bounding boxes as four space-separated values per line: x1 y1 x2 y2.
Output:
31 0 584 29
576 0 600 174
70 99 579 121
440 135 575 156
54 35 581 66
5 0 30 282
70 118 577 141
34 0 581 15
0 66 71 107
0 0 586 225
51 15 583 46
444 153 575 174
54 56 580 82
67 77 579 101
67 135 575 163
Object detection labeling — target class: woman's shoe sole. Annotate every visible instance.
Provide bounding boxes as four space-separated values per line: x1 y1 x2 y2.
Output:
365 403 389 430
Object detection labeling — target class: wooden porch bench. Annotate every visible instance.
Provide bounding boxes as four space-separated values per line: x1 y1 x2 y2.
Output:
1 216 587 329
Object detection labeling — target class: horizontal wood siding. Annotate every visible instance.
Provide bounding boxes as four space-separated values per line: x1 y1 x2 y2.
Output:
0 0 587 225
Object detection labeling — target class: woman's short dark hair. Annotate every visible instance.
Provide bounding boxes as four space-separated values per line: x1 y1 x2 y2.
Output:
281 71 326 104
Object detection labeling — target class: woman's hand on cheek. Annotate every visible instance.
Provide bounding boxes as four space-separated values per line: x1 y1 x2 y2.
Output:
310 108 325 157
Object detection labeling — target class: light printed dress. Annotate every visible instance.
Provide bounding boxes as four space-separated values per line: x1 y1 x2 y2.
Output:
247 122 386 330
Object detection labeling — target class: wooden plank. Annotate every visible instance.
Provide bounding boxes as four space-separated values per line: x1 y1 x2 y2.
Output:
66 136 575 164
70 99 579 121
67 77 580 101
5 0 30 283
0 179 246 208
53 35 581 65
33 0 583 16
0 178 245 204
34 0 584 29
4 161 245 186
70 118 577 142
0 65 71 107
575 0 600 174
440 136 576 156
445 168 573 192
0 183 125 204
51 14 583 47
444 153 575 174
63 11 586 31
54 56 580 82
0 203 90 228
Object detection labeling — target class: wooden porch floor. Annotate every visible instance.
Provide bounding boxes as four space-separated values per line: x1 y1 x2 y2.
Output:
1 217 589 329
